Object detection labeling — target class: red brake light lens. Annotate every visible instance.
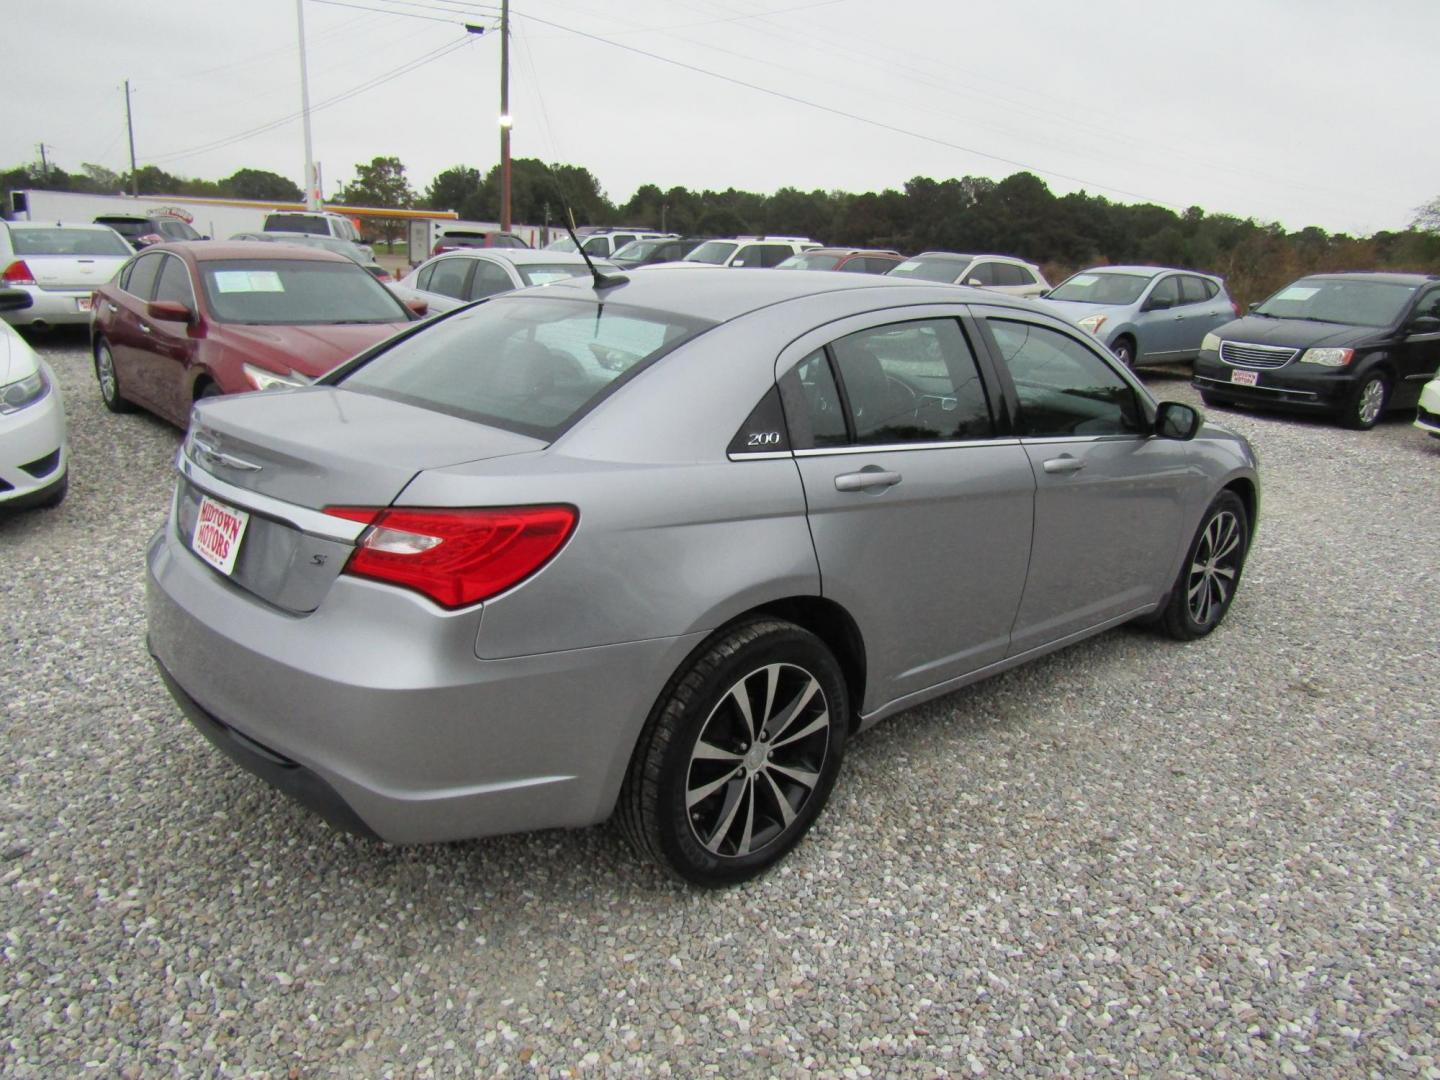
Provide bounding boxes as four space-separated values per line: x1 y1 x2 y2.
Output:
324 505 578 608
3 260 35 286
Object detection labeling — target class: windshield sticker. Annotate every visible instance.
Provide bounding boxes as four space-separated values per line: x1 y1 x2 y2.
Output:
894 261 921 271
214 270 285 293
1275 285 1319 302
1070 274 1099 285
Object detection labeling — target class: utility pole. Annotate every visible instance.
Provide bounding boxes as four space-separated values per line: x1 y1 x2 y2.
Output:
499 0 512 233
124 80 138 196
296 0 320 209
36 143 49 179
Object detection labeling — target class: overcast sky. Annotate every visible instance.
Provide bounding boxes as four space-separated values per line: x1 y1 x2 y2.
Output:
7 0 1439 234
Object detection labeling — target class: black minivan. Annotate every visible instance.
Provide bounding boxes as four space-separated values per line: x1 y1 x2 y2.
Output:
1192 272 1440 429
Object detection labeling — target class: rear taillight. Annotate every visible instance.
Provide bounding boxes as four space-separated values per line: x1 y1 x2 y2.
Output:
324 505 577 608
2 260 35 286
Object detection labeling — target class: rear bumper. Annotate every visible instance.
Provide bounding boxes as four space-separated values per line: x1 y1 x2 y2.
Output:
146 522 705 844
0 366 68 504
0 287 94 327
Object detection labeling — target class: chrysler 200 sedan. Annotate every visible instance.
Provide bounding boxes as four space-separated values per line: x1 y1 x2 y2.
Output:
146 269 1259 885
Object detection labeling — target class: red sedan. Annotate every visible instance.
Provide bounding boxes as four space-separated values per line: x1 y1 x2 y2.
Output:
89 242 420 428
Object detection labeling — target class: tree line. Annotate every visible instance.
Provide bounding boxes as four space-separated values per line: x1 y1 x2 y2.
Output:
6 155 1439 306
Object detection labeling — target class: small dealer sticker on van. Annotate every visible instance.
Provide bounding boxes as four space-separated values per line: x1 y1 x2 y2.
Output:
192 494 250 576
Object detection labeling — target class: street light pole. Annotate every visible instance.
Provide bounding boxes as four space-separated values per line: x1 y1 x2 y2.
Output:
296 0 320 209
499 0 512 233
124 80 138 196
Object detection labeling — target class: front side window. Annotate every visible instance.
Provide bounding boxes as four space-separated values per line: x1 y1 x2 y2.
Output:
426 258 472 300
1148 276 1181 308
199 259 408 325
339 297 711 439
158 219 199 240
154 255 196 306
965 262 998 286
987 319 1142 437
581 236 610 255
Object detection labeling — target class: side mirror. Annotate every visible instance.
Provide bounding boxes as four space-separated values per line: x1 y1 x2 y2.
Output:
1408 315 1440 335
1247 302 1260 313
0 288 33 312
1155 401 1201 440
404 297 429 316
1144 295 1174 312
147 300 193 322
966 278 984 287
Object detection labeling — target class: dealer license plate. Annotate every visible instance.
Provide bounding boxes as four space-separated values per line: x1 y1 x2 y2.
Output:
192 494 250 576
76 296 92 313
1230 369 1259 386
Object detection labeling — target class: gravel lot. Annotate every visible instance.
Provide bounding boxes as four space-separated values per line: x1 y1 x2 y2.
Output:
3 331 1437 1077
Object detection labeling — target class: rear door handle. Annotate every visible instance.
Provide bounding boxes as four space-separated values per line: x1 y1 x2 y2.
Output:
139 322 152 334
834 469 902 492
1042 455 1085 475
105 302 118 313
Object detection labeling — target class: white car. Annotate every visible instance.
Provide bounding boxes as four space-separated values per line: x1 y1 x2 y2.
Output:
677 236 821 268
0 221 133 329
392 249 618 315
887 252 1050 297
545 228 674 258
1415 375 1440 439
0 290 68 509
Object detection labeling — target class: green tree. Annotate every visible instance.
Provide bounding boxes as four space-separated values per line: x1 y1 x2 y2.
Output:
335 156 415 244
219 168 303 201
423 165 483 214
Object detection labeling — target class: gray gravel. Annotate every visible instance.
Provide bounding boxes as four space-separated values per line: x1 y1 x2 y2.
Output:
2 335 1438 1077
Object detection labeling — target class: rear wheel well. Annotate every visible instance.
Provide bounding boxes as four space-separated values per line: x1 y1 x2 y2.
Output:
744 597 867 730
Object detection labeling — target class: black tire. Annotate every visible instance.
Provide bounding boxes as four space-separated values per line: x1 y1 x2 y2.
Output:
1160 490 1249 641
197 382 224 401
93 338 133 413
618 618 848 886
1340 371 1389 430
1112 336 1137 369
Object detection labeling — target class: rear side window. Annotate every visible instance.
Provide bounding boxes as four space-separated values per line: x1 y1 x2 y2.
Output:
426 258 472 300
1180 276 1212 304
469 260 514 299
339 297 711 439
123 252 164 299
781 319 993 448
987 319 1142 437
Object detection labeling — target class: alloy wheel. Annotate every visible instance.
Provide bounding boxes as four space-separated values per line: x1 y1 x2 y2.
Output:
1357 378 1385 426
1187 509 1242 627
686 662 831 859
97 345 117 403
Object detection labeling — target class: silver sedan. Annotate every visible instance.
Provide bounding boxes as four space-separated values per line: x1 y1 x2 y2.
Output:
146 268 1259 885
391 249 618 315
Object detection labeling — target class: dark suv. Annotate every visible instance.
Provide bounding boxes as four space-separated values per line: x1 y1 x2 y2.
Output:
1193 272 1440 429
94 214 203 249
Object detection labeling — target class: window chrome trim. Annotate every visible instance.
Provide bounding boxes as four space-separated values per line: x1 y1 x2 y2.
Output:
1017 433 1145 445
726 450 793 461
175 450 366 543
793 438 1020 457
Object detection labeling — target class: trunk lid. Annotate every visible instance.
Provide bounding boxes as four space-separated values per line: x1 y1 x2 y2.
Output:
178 387 547 612
27 254 129 291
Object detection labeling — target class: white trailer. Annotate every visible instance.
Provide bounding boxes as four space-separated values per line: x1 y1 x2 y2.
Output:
6 189 459 246
406 218 547 266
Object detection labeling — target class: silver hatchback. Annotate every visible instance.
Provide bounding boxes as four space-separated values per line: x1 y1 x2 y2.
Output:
147 268 1259 885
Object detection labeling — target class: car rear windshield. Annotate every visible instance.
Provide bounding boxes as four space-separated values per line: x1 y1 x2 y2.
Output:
516 263 592 287
337 296 713 439
264 214 330 235
1048 271 1151 305
198 259 406 325
887 257 971 283
95 218 147 240
12 228 132 257
1255 278 1419 328
777 253 842 271
683 241 738 265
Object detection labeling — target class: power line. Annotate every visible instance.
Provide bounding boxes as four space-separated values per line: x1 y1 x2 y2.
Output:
307 0 492 24
143 36 477 166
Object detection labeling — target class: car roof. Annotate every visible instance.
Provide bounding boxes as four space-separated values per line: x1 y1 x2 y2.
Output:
5 220 124 232
803 247 902 257
156 240 351 264
525 265 1042 323
1298 271 1438 286
909 251 977 262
